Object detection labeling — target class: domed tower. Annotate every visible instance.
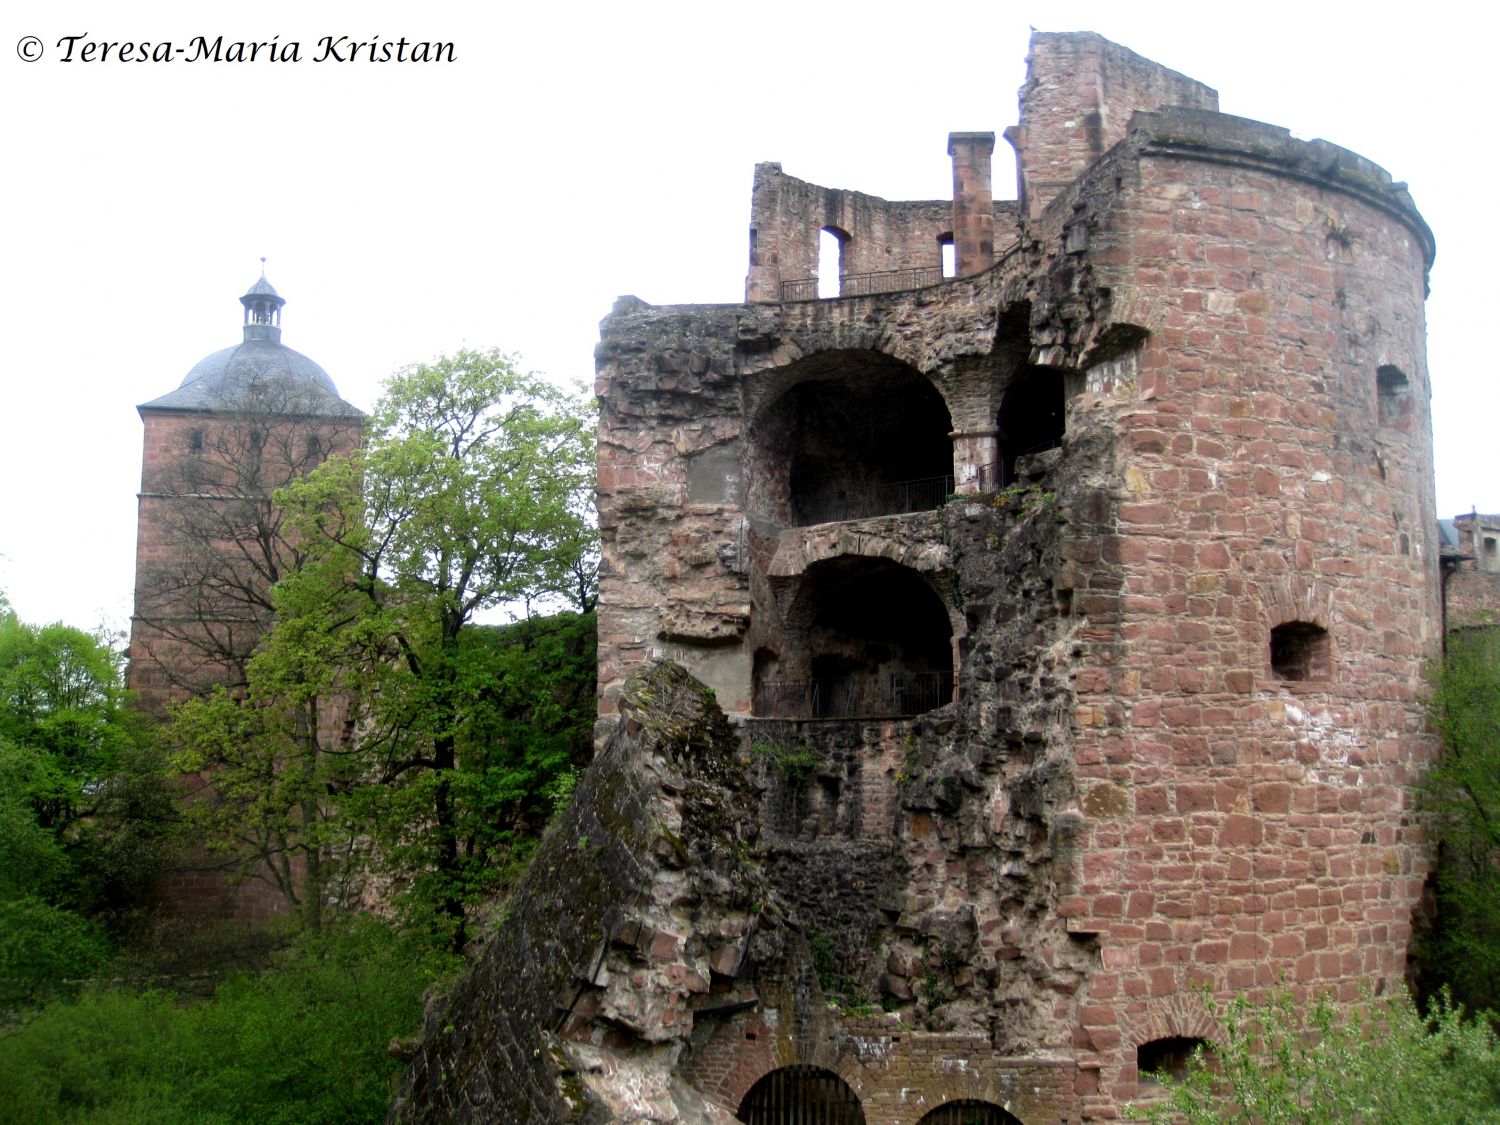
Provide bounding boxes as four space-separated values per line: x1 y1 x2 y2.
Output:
128 271 362 921
128 271 362 719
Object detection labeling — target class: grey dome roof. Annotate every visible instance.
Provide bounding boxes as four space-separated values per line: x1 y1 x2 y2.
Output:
140 275 361 417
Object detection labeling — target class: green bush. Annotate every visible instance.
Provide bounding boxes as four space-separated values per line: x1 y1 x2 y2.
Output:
1128 988 1500 1124
0 918 457 1123
0 897 109 1008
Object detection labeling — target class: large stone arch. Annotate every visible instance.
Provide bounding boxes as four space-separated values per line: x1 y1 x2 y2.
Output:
744 349 956 531
753 554 957 719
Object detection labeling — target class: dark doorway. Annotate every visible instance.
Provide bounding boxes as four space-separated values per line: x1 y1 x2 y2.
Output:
997 367 1065 485
917 1100 1024 1125
737 1065 866 1124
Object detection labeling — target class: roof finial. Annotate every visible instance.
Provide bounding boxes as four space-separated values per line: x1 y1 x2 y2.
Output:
260 256 267 277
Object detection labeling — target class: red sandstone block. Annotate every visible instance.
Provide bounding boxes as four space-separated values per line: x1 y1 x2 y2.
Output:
1080 1005 1116 1027
1254 783 1293 813
1149 968 1176 996
1195 941 1229 964
1135 787 1169 814
1219 815 1263 846
1230 933 1268 960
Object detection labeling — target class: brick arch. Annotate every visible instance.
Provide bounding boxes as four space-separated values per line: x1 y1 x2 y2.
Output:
914 1099 1025 1125
1116 993 1225 1053
754 555 960 720
1105 995 1226 1103
738 1064 867 1124
717 1036 868 1120
1257 574 1335 632
767 537 965 690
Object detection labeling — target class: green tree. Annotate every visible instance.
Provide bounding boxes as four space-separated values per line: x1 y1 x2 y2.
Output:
170 349 597 943
302 349 596 944
1129 989 1500 1124
1422 628 1500 1013
0 607 175 1005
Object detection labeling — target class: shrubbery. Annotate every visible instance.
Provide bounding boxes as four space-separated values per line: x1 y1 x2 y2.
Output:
1129 988 1500 1124
0 918 458 1124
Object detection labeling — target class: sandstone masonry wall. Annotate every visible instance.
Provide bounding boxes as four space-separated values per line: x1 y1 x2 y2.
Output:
583 30 1440 1123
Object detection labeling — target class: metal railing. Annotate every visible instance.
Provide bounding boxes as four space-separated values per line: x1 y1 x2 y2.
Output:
754 671 953 720
780 265 946 303
795 474 952 526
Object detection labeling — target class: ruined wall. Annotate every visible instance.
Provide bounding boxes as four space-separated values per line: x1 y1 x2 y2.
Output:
744 162 1021 303
1007 31 1218 219
584 29 1440 1122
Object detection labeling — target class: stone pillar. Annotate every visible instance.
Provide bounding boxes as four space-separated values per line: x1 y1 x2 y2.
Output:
950 428 999 493
948 132 996 277
746 162 784 303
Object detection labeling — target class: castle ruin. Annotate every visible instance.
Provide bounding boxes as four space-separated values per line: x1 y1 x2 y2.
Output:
402 29 1439 1123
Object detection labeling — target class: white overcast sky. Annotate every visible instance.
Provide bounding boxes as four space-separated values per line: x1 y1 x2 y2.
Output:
1 1 1493 633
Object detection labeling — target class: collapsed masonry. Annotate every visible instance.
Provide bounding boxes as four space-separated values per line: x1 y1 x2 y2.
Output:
398 31 1440 1122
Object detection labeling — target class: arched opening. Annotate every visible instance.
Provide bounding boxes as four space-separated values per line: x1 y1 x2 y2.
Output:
754 557 954 718
738 1065 865 1124
748 352 954 528
1377 364 1411 431
1137 1035 1209 1090
819 227 848 299
916 1100 1024 1125
1270 621 1331 683
997 367 1065 485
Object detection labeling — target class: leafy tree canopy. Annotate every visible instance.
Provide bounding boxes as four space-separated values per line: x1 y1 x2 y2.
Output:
169 350 599 943
1421 628 1500 1012
0 604 174 1006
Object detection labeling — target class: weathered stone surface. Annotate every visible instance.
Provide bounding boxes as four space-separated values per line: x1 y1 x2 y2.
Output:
392 661 782 1123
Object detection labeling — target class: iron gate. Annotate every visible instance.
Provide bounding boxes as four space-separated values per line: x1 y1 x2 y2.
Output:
737 1065 866 1124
